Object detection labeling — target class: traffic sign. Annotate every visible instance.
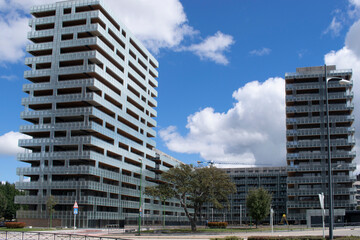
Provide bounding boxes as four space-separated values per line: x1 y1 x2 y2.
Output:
73 201 78 209
74 208 78 215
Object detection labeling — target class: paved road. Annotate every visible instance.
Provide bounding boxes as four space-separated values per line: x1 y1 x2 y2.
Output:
8 227 357 240
104 227 360 240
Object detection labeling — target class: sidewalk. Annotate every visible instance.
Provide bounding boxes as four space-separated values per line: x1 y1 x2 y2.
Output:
106 226 360 240
41 226 360 240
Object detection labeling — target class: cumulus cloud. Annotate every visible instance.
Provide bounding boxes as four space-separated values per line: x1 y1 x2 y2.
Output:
0 13 29 63
0 0 57 12
181 31 235 65
348 0 360 18
249 47 272 56
0 0 233 64
0 0 56 63
324 17 360 171
105 0 197 53
160 77 286 166
0 131 30 156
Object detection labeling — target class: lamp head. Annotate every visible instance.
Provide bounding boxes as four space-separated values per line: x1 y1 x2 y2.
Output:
339 79 351 85
326 77 351 85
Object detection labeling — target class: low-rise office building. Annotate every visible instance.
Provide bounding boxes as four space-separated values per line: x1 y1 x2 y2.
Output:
202 166 287 224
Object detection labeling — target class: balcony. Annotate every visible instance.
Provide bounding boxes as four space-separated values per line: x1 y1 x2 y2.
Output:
16 210 123 220
287 151 356 160
286 115 355 125
286 103 354 113
286 127 355 137
17 165 120 181
287 187 356 196
286 92 353 103
15 180 121 193
287 139 355 148
287 174 356 183
287 200 355 208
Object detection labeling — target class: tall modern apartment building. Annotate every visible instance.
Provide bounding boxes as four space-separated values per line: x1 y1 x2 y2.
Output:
285 65 357 224
15 0 184 228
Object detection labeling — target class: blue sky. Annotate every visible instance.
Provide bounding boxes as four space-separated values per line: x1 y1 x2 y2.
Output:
0 0 359 182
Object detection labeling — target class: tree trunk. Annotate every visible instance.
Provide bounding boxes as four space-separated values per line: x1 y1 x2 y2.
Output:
198 205 202 222
180 199 197 231
190 219 197 231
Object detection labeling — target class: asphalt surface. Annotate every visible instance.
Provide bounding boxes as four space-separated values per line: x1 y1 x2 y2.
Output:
42 226 360 240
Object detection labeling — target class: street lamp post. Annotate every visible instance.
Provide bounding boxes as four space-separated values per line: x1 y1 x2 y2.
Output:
212 208 213 222
323 64 351 240
240 204 242 226
138 157 143 235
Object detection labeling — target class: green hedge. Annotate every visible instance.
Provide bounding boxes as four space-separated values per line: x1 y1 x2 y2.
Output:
210 237 243 240
5 222 26 228
248 237 323 240
248 237 360 240
207 222 228 228
335 238 360 240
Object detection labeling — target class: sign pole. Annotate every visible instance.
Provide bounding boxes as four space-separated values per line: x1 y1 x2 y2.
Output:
270 208 274 233
73 201 78 230
318 193 325 238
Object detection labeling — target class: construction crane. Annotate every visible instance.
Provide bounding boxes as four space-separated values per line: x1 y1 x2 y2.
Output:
196 160 271 166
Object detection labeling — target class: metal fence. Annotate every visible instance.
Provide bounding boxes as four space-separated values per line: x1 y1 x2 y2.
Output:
0 231 124 240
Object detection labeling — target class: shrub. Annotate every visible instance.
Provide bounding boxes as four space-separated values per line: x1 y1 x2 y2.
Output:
248 237 324 240
211 237 242 240
336 237 360 240
5 222 26 228
247 237 360 240
207 222 228 228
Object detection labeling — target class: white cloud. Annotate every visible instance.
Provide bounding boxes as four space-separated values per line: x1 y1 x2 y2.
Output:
350 0 360 7
0 13 29 63
324 17 360 172
160 77 286 166
0 131 30 156
323 17 343 36
0 75 17 81
0 0 57 13
104 0 197 53
0 0 58 64
348 0 360 18
249 47 271 56
0 0 233 64
182 31 235 65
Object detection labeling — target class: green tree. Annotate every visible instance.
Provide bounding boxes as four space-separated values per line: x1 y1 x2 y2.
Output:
145 183 173 227
147 164 236 231
0 182 24 220
46 195 57 228
246 187 272 228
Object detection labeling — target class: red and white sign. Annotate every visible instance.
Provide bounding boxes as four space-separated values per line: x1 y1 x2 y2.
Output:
73 201 78 209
